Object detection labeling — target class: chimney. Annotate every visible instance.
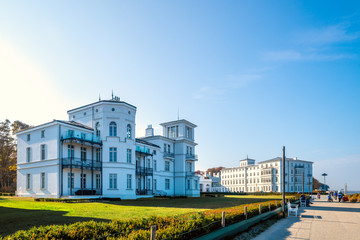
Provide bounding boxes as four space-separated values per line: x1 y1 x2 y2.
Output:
145 125 154 137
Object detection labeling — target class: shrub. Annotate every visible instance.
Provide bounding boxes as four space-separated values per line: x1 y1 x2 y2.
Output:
3 200 285 240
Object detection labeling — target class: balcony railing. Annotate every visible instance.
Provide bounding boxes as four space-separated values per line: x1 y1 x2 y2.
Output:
136 166 153 176
186 172 198 177
62 130 101 144
185 154 198 161
163 152 175 159
62 158 102 170
136 146 151 155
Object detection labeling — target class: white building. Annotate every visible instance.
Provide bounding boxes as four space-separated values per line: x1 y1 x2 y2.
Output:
197 171 212 192
16 97 200 199
220 157 313 193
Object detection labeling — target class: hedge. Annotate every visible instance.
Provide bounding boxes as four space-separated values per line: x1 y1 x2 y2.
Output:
2 198 298 240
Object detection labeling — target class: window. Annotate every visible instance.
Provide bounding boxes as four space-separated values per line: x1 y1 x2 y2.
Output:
27 134 30 141
41 130 45 138
126 149 131 163
68 173 74 188
167 145 170 153
165 179 170 190
95 122 100 136
126 124 132 138
68 145 74 158
153 160 157 171
165 161 170 171
81 174 86 188
40 172 45 189
147 178 150 190
96 174 101 189
84 112 86 116
187 180 191 189
40 144 46 160
26 147 31 162
109 174 117 189
109 147 117 162
127 174 132 189
81 147 87 161
112 108 115 111
164 144 167 153
96 149 101 162
153 150 156 155
26 174 31 189
147 159 150 168
153 179 157 190
109 122 117 136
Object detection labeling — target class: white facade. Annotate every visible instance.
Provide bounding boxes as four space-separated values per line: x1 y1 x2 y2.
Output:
219 157 313 193
197 172 212 192
16 97 200 199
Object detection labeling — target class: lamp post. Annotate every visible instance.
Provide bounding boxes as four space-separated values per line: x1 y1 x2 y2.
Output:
321 173 328 191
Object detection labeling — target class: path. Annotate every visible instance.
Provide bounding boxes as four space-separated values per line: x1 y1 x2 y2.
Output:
252 195 360 240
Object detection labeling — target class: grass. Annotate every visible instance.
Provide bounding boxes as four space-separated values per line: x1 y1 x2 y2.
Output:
0 195 286 237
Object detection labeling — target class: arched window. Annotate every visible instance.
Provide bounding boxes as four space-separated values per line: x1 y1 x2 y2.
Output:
126 124 131 138
109 122 117 137
95 122 100 137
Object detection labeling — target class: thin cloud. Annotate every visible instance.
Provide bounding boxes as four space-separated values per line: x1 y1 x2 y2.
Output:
298 24 360 45
263 50 355 62
193 68 269 100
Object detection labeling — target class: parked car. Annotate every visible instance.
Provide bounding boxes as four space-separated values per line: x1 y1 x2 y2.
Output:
154 190 167 197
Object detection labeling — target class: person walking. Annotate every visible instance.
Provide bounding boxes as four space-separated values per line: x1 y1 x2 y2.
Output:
317 192 320 199
334 191 338 200
338 192 343 202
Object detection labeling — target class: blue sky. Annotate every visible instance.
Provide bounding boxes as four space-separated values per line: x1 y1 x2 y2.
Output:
1 1 359 190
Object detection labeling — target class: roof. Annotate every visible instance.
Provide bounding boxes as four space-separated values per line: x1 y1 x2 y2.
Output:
16 120 93 135
56 120 94 131
259 157 313 164
67 100 137 113
135 138 160 148
160 119 197 128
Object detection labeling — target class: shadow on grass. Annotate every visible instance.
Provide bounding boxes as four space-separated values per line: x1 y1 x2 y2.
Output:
0 206 109 237
104 197 280 210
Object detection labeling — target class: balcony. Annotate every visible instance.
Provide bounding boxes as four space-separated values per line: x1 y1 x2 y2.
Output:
136 166 153 176
163 152 175 159
62 130 101 144
136 146 151 155
185 154 198 161
186 172 198 177
62 158 102 170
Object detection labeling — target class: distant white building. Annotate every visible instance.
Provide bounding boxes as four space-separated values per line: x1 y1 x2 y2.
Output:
197 172 212 192
219 157 313 193
16 97 200 199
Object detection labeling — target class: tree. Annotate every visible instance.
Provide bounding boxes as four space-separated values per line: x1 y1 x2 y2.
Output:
206 167 225 176
0 119 16 192
0 120 30 192
313 177 321 190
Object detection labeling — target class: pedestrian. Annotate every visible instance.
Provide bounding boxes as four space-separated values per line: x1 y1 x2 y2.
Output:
334 191 338 200
317 192 320 199
338 192 343 202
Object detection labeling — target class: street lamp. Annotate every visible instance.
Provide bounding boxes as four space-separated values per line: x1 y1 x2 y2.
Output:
321 173 328 191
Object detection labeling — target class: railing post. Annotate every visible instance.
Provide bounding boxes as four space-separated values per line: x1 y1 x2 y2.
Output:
269 202 271 211
244 206 248 220
150 225 156 240
259 204 262 214
221 211 226 227
276 201 278 208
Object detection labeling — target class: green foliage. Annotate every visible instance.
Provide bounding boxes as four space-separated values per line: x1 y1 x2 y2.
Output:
0 192 15 196
2 200 285 240
34 198 91 203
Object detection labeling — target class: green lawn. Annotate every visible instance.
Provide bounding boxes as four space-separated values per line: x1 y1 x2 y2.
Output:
0 195 284 236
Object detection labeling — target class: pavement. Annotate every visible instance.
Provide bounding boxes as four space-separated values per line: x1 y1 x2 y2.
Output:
252 195 360 240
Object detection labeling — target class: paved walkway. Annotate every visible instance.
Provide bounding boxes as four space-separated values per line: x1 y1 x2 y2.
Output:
253 196 360 240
